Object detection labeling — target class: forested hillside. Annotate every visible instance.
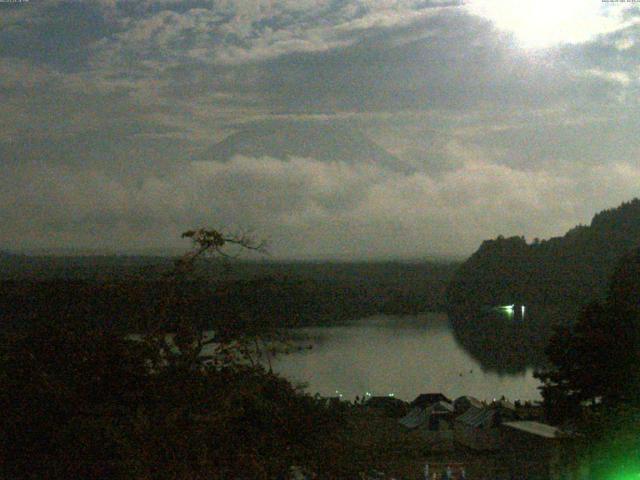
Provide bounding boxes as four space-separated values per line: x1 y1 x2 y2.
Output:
446 198 640 315
0 258 458 332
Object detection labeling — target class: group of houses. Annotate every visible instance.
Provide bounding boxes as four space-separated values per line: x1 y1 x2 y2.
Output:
365 392 573 479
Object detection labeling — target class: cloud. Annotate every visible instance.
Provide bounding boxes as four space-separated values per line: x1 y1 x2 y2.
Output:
1 0 639 257
88 0 461 72
465 0 639 49
0 1 122 71
2 151 638 257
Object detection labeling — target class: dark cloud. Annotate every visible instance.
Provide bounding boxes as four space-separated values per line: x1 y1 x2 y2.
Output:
0 1 120 71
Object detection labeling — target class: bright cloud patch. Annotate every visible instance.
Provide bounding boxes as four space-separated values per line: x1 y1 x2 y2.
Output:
466 0 637 49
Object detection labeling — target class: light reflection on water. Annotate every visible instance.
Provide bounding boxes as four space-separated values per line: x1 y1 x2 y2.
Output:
270 313 541 402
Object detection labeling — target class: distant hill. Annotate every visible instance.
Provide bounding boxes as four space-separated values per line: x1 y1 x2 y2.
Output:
0 257 459 331
0 253 174 281
197 121 411 173
446 198 640 316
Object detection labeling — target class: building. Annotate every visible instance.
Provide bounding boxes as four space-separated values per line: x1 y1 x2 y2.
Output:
454 405 518 451
400 400 455 451
399 400 453 430
426 400 455 431
453 395 484 415
410 393 452 409
500 421 572 479
399 406 428 429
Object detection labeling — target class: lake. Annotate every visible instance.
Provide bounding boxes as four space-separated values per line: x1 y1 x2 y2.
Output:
270 313 542 403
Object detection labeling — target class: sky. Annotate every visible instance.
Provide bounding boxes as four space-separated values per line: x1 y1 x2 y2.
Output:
1 0 639 259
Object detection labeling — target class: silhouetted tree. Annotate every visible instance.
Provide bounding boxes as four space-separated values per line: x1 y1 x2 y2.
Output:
0 228 350 479
537 247 640 420
536 248 640 476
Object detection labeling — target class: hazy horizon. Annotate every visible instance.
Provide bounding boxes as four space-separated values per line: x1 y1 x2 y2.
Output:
1 245 465 263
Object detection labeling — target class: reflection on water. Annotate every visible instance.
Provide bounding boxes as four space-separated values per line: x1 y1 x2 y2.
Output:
449 305 557 374
271 313 541 402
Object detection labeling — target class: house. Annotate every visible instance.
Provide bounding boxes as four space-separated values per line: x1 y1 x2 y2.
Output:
500 421 572 479
454 405 518 451
501 420 565 443
426 400 455 430
399 400 453 430
410 393 452 409
399 406 428 429
399 400 455 451
453 395 483 415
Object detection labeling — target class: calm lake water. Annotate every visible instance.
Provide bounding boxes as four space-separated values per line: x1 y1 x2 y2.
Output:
270 313 541 402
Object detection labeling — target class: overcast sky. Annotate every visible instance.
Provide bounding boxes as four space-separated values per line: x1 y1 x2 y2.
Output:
1 0 639 258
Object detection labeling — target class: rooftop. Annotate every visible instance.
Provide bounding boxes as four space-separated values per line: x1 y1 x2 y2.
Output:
502 421 564 439
455 406 496 427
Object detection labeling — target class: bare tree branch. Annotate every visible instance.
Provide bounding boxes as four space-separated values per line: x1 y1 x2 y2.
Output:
146 226 271 371
169 228 268 278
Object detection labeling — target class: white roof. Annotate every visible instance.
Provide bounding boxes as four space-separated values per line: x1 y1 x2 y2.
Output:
502 421 563 439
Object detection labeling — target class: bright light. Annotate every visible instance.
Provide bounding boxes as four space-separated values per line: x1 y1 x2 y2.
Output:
499 304 514 313
465 0 635 50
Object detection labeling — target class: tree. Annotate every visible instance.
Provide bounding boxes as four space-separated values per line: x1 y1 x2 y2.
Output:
0 227 348 479
142 228 267 367
537 247 640 419
536 248 640 476
148 227 297 372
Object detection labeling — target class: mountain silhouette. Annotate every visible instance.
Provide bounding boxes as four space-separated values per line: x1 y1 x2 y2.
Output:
197 121 411 173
